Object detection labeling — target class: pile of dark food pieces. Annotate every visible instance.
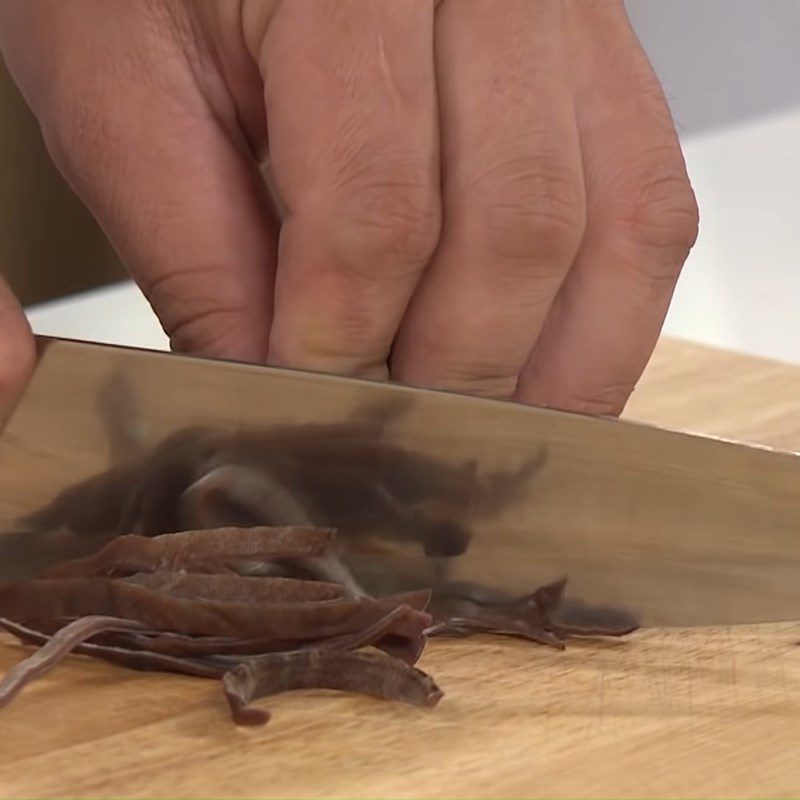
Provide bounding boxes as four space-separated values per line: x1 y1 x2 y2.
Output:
0 526 442 724
0 396 639 726
0 525 638 726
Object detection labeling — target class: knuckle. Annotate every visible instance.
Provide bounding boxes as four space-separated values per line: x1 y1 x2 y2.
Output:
617 154 700 262
346 184 440 267
323 152 441 279
140 267 257 359
468 154 586 265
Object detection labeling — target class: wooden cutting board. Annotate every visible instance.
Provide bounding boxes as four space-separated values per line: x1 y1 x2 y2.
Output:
2 336 800 800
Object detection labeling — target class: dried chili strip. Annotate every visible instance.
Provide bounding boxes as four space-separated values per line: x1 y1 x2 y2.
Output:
0 579 432 640
424 617 566 648
222 649 443 726
41 526 334 578
550 600 639 636
426 577 638 644
0 618 226 680
18 590 431 659
426 577 569 647
428 578 566 630
314 605 428 664
98 602 427 666
0 616 145 709
123 572 343 603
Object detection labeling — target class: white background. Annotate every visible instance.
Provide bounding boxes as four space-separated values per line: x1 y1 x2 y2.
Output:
25 1 800 366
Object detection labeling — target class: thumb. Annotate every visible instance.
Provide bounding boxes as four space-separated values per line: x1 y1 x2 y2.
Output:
0 271 36 430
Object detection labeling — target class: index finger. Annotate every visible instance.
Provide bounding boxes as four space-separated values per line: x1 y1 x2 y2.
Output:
255 0 440 379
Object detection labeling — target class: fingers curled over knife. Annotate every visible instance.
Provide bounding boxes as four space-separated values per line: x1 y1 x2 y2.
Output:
0 0 697 417
255 0 440 380
0 270 35 430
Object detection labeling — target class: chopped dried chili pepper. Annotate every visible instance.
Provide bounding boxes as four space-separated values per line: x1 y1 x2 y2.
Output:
0 578 432 640
97 603 427 665
222 649 443 726
123 572 344 603
41 526 334 579
0 520 639 728
0 617 227 679
0 616 146 708
426 577 638 646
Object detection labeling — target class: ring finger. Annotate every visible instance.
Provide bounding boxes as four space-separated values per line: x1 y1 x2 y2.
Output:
391 0 586 398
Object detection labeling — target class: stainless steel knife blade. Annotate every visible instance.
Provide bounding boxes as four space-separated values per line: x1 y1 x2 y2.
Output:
1 335 799 628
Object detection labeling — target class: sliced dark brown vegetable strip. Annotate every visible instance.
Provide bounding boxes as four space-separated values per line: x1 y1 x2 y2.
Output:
427 577 566 633
0 579 432 640
41 526 334 579
123 572 343 603
202 604 427 667
314 604 428 664
101 603 428 665
222 649 443 726
0 506 641 730
424 616 566 648
0 617 226 679
426 577 638 644
0 616 146 709
550 599 640 636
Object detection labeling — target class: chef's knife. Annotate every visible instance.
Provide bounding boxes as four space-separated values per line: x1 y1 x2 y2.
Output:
1 335 798 628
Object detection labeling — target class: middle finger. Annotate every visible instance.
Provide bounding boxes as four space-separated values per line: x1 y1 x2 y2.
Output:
259 0 440 379
392 0 586 398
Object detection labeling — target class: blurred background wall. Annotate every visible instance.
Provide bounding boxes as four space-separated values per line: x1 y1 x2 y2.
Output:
0 56 124 306
626 0 800 135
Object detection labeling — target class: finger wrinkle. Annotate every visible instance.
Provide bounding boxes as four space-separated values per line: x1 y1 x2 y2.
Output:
141 265 269 361
393 357 519 400
167 307 268 362
518 376 633 417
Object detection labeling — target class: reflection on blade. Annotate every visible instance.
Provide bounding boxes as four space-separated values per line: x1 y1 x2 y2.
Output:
1 336 800 628
9 398 548 602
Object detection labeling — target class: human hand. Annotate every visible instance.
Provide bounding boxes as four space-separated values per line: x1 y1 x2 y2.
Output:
0 0 697 415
